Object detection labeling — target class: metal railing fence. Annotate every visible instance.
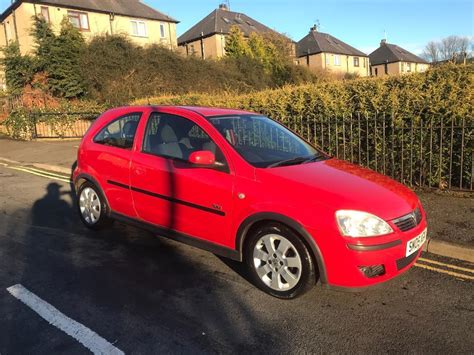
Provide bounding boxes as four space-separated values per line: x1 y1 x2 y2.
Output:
283 113 473 191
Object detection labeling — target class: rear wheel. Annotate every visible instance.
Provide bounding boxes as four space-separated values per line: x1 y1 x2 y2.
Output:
77 182 111 230
245 222 317 299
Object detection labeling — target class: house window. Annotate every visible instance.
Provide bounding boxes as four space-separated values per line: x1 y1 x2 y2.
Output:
374 68 378 76
325 54 330 65
407 63 412 72
160 23 166 38
334 55 341 66
353 57 359 67
131 20 147 37
68 11 89 31
400 62 404 73
40 7 50 23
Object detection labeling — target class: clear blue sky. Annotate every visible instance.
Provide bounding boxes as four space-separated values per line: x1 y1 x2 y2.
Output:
0 0 472 55
152 0 473 55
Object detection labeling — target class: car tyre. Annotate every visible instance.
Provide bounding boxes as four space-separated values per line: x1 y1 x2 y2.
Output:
245 222 317 299
77 181 112 230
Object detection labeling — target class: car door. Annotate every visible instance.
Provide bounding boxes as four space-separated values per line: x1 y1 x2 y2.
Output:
130 110 235 248
89 111 142 217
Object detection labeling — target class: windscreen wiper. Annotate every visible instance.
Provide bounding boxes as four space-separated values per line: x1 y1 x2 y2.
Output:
303 154 328 164
267 156 310 168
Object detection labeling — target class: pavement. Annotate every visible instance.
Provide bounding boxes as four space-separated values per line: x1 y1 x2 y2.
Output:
417 191 474 249
0 161 473 353
1 136 472 262
0 137 78 173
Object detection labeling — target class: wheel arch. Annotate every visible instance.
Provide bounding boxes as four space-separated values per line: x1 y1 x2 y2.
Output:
74 173 111 212
236 212 327 285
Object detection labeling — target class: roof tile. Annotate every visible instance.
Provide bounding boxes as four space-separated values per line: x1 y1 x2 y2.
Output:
296 30 367 57
178 7 276 44
369 42 428 65
1 0 178 23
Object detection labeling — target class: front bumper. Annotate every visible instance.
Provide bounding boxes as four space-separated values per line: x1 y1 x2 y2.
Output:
309 218 427 289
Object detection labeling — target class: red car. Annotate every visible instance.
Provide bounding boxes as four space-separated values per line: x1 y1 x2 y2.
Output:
73 106 427 299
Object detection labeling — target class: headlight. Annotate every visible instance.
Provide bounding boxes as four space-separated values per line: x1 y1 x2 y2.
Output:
336 210 393 237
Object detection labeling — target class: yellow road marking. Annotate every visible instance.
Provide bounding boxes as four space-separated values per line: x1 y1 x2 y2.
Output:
415 263 474 280
2 163 70 181
9 166 70 182
25 166 70 180
8 166 70 183
418 257 474 274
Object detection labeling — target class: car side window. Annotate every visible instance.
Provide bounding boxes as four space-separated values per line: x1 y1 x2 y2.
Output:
94 113 141 149
142 112 228 168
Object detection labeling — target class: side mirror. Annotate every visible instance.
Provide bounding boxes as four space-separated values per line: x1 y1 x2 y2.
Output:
188 150 216 166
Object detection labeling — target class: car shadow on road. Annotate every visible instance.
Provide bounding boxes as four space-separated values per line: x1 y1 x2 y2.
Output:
2 181 288 353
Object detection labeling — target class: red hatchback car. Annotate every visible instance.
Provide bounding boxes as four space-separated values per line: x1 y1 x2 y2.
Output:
73 106 427 299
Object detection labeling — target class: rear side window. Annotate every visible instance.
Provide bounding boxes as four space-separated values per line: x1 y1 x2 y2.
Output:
142 112 228 168
94 113 141 149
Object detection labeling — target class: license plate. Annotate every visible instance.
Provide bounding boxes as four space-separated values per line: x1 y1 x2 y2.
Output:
406 229 427 257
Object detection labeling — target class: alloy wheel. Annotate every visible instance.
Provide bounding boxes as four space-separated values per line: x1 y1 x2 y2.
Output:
79 187 101 225
253 233 303 291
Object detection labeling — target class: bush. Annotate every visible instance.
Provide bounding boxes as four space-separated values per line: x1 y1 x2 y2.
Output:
1 108 34 139
1 16 87 98
1 43 35 95
47 18 86 98
80 35 316 105
3 25 316 104
1 99 105 140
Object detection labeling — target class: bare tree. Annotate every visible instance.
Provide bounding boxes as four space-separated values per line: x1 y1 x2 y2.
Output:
424 36 473 63
440 36 459 62
456 36 470 62
422 41 440 63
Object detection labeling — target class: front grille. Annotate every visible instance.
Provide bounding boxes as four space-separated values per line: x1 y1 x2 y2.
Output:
396 251 419 270
392 207 422 232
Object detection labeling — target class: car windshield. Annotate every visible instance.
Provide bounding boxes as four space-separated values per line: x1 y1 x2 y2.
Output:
209 115 327 168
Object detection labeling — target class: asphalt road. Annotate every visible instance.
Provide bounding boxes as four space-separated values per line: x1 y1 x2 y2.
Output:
0 164 473 354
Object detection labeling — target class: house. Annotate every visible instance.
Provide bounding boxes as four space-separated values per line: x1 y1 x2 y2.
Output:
296 26 369 77
0 0 179 55
369 40 429 77
178 4 288 59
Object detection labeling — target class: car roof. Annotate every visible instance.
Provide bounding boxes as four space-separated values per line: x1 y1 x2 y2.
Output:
110 105 256 118
177 106 256 117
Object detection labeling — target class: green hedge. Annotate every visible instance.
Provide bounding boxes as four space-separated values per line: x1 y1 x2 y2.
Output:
135 64 472 120
134 64 473 190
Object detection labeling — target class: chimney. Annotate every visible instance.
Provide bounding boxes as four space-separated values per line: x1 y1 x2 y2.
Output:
310 24 318 32
219 3 228 11
380 39 387 46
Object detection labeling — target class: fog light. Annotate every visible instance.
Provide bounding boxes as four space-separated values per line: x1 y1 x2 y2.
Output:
359 265 386 278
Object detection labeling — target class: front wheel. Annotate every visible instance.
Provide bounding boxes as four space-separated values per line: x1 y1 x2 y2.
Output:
77 182 111 230
245 223 317 299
